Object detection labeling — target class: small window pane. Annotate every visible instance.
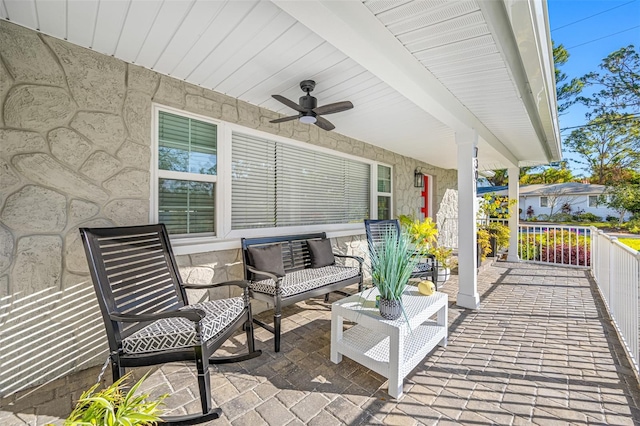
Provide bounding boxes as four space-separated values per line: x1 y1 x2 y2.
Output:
378 196 391 219
158 111 217 175
378 165 391 193
588 196 598 207
159 178 215 235
540 197 548 207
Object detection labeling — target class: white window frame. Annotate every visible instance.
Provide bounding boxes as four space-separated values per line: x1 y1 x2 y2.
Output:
151 104 391 254
588 195 599 207
540 196 548 207
375 164 393 220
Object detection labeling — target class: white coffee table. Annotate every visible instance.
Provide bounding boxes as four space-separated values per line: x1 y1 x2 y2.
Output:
331 288 448 398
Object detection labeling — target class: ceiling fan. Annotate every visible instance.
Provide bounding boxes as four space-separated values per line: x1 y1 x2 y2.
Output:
269 80 353 131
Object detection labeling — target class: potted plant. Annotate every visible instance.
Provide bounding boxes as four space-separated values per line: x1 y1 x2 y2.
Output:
369 229 419 320
54 373 166 426
398 214 438 254
431 246 454 284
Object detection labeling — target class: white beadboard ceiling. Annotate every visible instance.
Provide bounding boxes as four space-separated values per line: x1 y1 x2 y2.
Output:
0 0 560 171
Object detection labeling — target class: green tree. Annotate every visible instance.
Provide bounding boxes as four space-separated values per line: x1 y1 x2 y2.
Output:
520 162 576 184
606 184 640 223
563 113 640 185
580 45 639 115
554 42 583 114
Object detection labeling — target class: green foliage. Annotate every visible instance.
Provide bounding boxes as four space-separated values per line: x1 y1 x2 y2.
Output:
478 193 515 222
398 214 438 253
606 184 640 222
580 45 639 115
62 373 166 426
487 222 510 249
563 113 640 185
621 219 640 234
553 42 584 114
477 228 492 261
431 246 454 269
519 164 576 185
572 212 602 222
518 230 591 264
368 230 419 301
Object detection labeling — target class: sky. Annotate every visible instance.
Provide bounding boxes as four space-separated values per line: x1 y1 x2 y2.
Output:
546 0 640 178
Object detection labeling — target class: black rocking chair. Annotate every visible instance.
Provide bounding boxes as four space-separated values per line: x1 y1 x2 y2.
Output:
364 219 439 286
80 224 261 425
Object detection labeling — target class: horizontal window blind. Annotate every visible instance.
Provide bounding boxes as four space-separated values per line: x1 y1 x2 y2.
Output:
159 178 215 234
158 111 217 175
232 132 370 229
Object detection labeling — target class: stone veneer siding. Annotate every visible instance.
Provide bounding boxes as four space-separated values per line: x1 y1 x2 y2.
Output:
0 20 457 396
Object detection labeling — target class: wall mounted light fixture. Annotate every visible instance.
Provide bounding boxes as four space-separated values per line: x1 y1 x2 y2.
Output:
414 170 424 188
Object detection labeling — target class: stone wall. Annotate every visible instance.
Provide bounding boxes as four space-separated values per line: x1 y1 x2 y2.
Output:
0 20 457 396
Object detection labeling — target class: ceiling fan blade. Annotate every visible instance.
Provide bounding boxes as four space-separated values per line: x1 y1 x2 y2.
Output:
272 94 306 113
270 115 300 124
315 116 335 131
313 101 353 116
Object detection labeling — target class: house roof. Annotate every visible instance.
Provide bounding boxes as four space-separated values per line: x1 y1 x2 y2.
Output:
1 0 561 171
480 183 607 197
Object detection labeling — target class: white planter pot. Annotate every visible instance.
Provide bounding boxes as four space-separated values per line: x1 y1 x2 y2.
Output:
437 267 451 284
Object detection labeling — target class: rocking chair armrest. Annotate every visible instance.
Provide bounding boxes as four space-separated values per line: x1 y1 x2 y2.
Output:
334 254 364 265
110 308 206 323
182 280 250 290
245 265 282 283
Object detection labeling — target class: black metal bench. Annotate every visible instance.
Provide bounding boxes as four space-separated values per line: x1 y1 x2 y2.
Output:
241 233 363 352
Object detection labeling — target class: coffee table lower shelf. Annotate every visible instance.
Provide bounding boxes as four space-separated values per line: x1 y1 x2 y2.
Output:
334 322 446 383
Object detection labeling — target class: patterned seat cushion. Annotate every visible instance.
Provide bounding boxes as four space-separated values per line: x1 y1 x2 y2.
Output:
413 262 434 273
251 265 360 297
122 297 245 354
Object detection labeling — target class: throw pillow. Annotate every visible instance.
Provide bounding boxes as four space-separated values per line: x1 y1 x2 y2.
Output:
247 244 285 281
307 238 335 268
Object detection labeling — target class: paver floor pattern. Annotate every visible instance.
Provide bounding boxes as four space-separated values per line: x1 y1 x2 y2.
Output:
2 262 640 425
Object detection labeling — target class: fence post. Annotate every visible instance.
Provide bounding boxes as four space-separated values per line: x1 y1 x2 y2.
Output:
610 237 617 315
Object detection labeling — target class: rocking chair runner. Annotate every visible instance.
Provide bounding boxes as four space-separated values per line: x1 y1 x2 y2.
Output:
80 224 261 425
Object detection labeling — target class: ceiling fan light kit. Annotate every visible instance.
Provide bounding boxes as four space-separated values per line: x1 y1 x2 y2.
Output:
270 80 353 131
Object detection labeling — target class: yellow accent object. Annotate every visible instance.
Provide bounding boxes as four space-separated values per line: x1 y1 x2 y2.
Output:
418 280 436 296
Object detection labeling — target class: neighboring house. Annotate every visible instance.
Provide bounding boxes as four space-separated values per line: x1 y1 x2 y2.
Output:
479 183 629 221
0 0 559 396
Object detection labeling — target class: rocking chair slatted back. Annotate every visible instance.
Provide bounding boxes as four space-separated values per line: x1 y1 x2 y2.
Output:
364 219 400 249
81 225 186 341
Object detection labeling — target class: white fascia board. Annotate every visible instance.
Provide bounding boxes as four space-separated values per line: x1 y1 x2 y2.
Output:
501 0 562 162
273 0 519 167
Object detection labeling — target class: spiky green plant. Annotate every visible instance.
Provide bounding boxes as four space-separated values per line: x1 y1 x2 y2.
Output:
62 373 166 426
369 228 420 301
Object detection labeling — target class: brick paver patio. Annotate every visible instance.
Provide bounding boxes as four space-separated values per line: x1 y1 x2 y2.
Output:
2 261 640 425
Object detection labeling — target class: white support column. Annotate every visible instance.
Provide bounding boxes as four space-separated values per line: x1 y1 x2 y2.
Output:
507 166 520 262
456 130 480 310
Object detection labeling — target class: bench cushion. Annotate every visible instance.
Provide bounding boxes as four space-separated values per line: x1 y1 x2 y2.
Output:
251 265 360 297
122 297 245 354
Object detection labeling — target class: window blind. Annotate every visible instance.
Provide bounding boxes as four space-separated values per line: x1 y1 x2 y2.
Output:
231 132 370 229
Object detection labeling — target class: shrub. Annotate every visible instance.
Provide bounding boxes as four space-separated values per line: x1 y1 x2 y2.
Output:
540 244 591 266
572 212 602 222
622 219 640 234
606 215 619 223
549 213 573 223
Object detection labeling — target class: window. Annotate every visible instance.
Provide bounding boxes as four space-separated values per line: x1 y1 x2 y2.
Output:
231 132 371 229
377 165 392 219
153 106 391 242
588 195 598 207
540 196 548 207
156 110 218 235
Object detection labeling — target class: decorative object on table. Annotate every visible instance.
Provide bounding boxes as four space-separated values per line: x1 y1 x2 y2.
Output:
418 280 436 296
59 373 166 426
368 228 419 320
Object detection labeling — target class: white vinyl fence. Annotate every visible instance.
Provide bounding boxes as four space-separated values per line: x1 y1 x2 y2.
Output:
517 224 591 267
590 228 640 372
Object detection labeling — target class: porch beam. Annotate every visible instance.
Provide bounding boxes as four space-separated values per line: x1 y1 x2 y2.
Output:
273 0 520 167
456 130 480 310
507 167 520 262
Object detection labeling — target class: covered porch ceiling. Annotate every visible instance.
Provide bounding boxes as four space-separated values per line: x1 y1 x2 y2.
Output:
0 0 561 171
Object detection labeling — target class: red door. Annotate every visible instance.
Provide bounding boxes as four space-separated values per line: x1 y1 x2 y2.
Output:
421 175 430 219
